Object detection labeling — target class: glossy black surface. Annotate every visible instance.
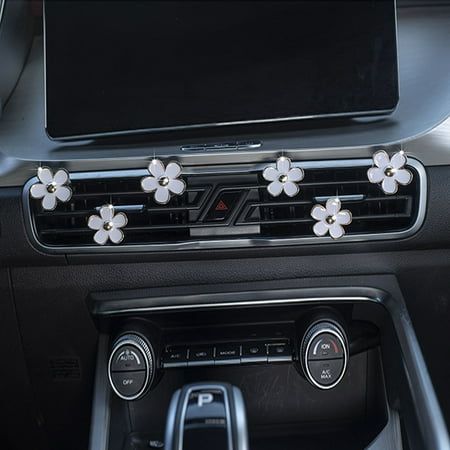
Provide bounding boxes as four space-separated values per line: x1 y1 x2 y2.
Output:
44 1 398 139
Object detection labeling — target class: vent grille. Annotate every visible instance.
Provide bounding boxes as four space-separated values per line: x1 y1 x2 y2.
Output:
25 159 425 252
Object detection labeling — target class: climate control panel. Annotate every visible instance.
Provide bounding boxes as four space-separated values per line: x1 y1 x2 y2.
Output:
162 339 292 368
107 314 352 401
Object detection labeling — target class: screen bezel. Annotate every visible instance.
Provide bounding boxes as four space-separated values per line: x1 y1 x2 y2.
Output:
43 0 399 141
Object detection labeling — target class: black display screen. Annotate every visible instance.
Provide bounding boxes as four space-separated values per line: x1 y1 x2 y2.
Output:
44 1 398 140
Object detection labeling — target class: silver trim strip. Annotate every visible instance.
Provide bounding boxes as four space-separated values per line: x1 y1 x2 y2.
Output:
181 141 262 153
97 296 373 316
233 387 249 450
23 157 427 254
0 0 5 25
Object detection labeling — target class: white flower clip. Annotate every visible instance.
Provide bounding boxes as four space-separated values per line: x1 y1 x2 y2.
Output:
367 150 413 195
311 197 352 240
30 167 72 211
87 205 128 245
141 159 186 205
262 156 304 197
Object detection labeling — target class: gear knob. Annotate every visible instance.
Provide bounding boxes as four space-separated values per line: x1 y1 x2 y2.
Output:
164 382 249 450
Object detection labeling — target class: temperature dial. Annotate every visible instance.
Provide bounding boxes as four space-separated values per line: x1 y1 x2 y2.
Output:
108 333 155 400
300 321 348 389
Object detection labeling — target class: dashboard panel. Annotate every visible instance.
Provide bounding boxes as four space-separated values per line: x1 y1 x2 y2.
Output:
0 2 449 450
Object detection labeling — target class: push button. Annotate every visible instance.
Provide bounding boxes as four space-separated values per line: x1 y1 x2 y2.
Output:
307 333 344 360
188 347 214 366
163 347 189 368
110 371 146 398
241 342 267 364
204 191 243 223
110 345 145 372
267 342 292 362
215 344 241 365
307 359 345 387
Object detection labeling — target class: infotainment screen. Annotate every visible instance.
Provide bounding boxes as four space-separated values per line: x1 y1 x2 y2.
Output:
44 1 398 140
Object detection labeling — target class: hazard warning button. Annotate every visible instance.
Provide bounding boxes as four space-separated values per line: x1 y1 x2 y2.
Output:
204 191 243 222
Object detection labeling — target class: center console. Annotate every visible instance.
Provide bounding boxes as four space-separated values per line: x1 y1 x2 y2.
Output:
88 276 450 450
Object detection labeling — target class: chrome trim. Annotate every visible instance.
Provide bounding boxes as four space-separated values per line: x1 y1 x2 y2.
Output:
303 327 348 390
233 387 249 450
23 157 427 254
0 0 5 24
96 295 373 316
314 194 365 203
181 141 262 152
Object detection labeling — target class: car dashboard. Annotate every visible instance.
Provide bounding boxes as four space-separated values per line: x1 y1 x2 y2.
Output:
0 2 450 450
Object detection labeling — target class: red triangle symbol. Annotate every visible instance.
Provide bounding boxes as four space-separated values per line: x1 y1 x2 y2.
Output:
215 200 229 211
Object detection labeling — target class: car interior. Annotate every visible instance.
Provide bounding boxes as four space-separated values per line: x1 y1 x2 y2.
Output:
1 1 450 449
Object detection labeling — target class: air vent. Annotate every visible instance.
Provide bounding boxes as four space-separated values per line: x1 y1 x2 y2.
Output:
24 159 425 252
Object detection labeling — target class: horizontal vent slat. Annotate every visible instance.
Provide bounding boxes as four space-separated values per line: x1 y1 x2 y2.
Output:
27 162 422 249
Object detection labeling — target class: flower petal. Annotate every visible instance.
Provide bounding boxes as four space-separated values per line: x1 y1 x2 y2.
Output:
148 159 165 178
288 167 304 182
53 169 69 186
391 152 407 170
336 210 352 225
168 179 185 195
112 212 128 228
262 166 279 182
88 215 103 230
55 186 72 202
267 180 283 197
37 167 53 184
329 223 345 239
141 176 158 192
283 181 299 197
326 197 341 215
311 205 327 221
109 228 124 244
381 177 398 194
100 204 115 221
154 186 170 204
373 150 390 169
165 162 182 179
367 167 384 184
276 156 291 175
394 168 412 186
30 183 47 199
94 229 109 245
313 221 329 237
42 193 57 210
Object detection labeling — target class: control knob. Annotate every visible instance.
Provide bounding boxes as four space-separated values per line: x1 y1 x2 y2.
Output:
300 321 348 389
108 333 155 400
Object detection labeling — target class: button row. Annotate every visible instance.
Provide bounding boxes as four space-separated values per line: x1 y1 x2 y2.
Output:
162 341 292 368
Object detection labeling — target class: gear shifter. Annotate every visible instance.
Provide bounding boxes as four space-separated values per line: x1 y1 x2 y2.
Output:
164 383 249 450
